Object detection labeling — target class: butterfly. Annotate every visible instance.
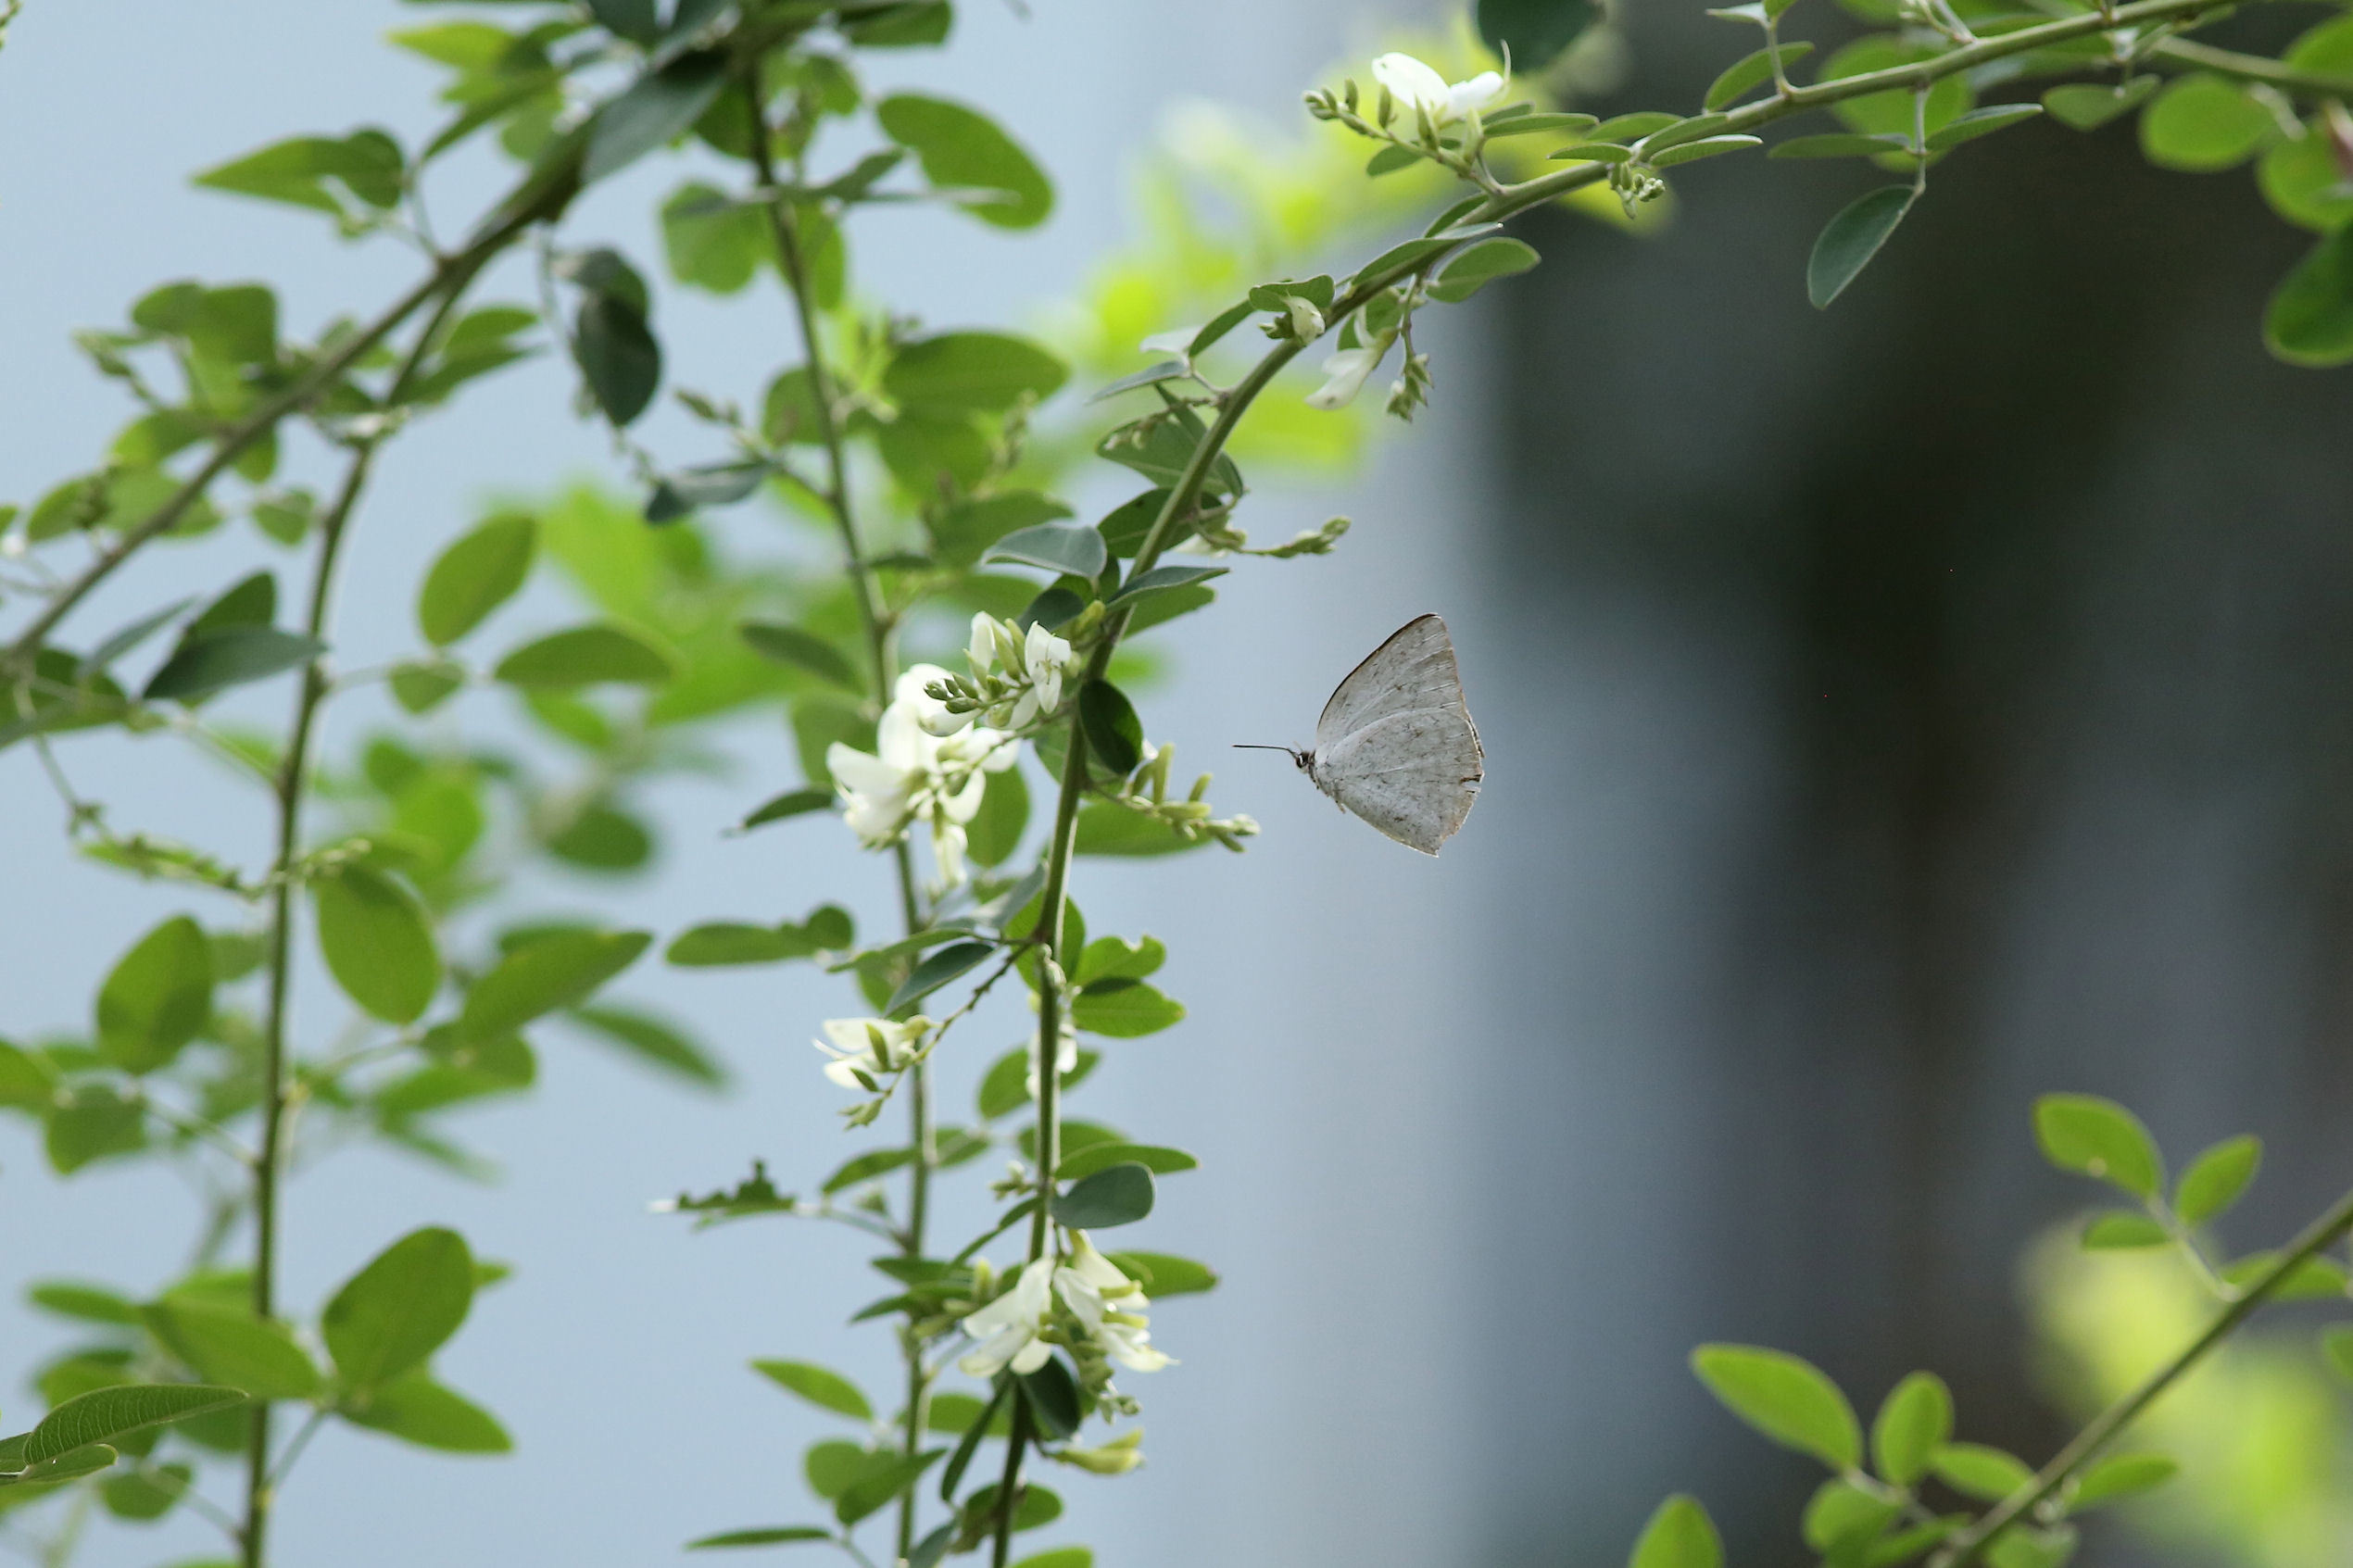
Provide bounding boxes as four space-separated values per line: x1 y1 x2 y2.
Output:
1239 613 1482 855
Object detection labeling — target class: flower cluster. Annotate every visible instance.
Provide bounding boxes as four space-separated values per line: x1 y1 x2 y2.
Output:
923 613 1083 736
826 664 1017 886
957 1235 1175 1383
812 1014 933 1092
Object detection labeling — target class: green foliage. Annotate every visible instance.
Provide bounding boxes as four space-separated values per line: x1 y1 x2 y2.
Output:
876 95 1052 229
321 1227 475 1392
1629 1495 1722 1568
313 864 441 1024
1870 1372 1952 1486
2033 1094 2164 1198
1690 1344 1861 1470
419 511 536 646
94 916 212 1073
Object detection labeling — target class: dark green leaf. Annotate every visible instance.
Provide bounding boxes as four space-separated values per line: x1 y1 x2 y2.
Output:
1650 134 1762 169
1072 800 1211 857
1478 0 1600 71
876 94 1051 228
585 0 659 44
584 53 726 184
1076 680 1142 776
143 627 322 703
564 1004 725 1087
736 787 837 833
1869 1372 1950 1486
888 940 996 1018
94 916 212 1073
1058 1142 1197 1180
752 1361 873 1421
649 460 768 522
314 864 440 1024
462 929 650 1037
1629 1495 1723 1568
688 1527 834 1549
340 1374 510 1452
2033 1093 2163 1198
1705 42 1815 110
494 622 679 686
1807 185 1915 309
573 291 661 425
2267 226 2353 368
886 332 1068 414
23 1384 245 1465
193 131 404 214
739 623 861 690
188 571 275 637
985 522 1106 580
419 511 536 646
1016 1357 1081 1441
1052 1162 1154 1229
968 765 1029 869
837 1449 943 1526
931 491 1073 568
321 1228 474 1391
1770 132 1917 160
1089 358 1191 403
1094 400 1243 495
1691 1344 1860 1469
141 1301 321 1401
2175 1135 2261 1226
1924 103 2042 152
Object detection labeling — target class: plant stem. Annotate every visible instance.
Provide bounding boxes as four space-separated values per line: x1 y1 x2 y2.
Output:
744 76 937 1562
1931 1180 2353 1566
2150 35 2353 96
239 278 472 1568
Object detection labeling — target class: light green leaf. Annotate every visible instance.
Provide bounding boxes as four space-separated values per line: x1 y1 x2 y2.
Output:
1650 133 1763 168
2070 1452 2178 1510
22 1384 245 1465
1932 1441 2033 1501
44 1090 145 1173
418 512 535 646
313 864 440 1024
1802 1478 1899 1552
462 929 651 1038
2081 1211 2170 1249
876 94 1051 228
2267 226 2353 367
1071 977 1183 1037
340 1374 510 1452
1010 1551 1090 1568
2322 1323 2353 1380
739 622 861 690
1058 1142 1198 1180
2140 73 2274 170
2042 76 2158 132
1807 185 1915 309
1924 103 2043 152
1870 1372 1951 1486
752 1361 874 1422
1102 1250 1216 1297
736 788 837 834
1628 1495 1722 1568
493 622 679 686
27 1282 138 1325
94 916 212 1074
661 182 771 294
837 1449 943 1527
886 332 1069 414
142 1301 322 1401
1075 935 1164 985
2175 1135 2261 1225
1428 237 1541 304
193 130 404 214
321 1227 475 1392
1770 132 1916 160
1690 1344 1860 1469
2032 1094 2163 1198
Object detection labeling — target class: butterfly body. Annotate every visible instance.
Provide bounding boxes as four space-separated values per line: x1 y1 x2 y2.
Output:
1290 614 1482 856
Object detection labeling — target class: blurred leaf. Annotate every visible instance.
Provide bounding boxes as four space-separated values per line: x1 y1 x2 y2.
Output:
142 1300 321 1401
314 864 440 1023
2033 1094 2163 1198
886 332 1068 414
2174 1135 2261 1226
494 623 679 686
1931 1441 2032 1502
463 929 650 1037
1052 1162 1153 1229
1071 977 1181 1037
876 94 1051 228
1478 0 1600 71
1870 1372 1951 1486
1073 800 1212 857
1705 42 1814 111
2080 1211 2170 1249
28 1282 138 1325
736 787 837 833
1058 1142 1196 1180
1802 1477 1898 1552
584 53 726 184
2140 73 2272 170
565 1004 724 1087
389 659 465 714
740 622 861 690
341 1374 510 1451
2070 1452 2178 1510
968 765 1029 868
688 1527 834 1549
932 491 1072 568
1629 1495 1722 1568
419 512 535 646
193 130 403 214
1102 1250 1215 1297
143 627 322 703
321 1228 474 1392
837 1449 942 1526
44 1090 145 1173
752 1361 873 1422
887 940 996 1017
2042 77 2157 132
94 916 212 1073
1690 1345 1860 1469
2267 225 2353 367
1924 103 2042 152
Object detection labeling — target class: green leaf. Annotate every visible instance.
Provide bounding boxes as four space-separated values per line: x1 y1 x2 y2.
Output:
1077 680 1142 775
1806 185 1915 309
1932 1441 2032 1501
688 1527 835 1549
584 53 726 184
547 802 652 871
564 1004 725 1088
1428 237 1541 305
1076 935 1164 985
44 1089 145 1173
667 924 810 966
2220 1249 2350 1299
573 287 661 426
837 1449 944 1526
876 94 1052 229
1770 132 1918 160
28 1282 139 1325
736 788 837 834
739 622 861 690
1016 1357 1082 1441
1071 977 1183 1037
0 1040 56 1112
313 864 440 1024
1705 42 1814 111
22 1384 245 1465
984 522 1106 580
1011 1551 1089 1568
1478 0 1601 72
1924 103 2042 152
1651 134 1763 168
493 622 679 686
389 659 465 714
2032 1094 2163 1198
648 460 768 522
141 1301 321 1401
1072 801 1211 857
2080 1210 2169 1249
2070 1452 2177 1510
888 940 997 1018
1802 1477 1899 1552
189 571 276 636
1102 1250 1216 1297
752 1361 873 1422
1058 1142 1197 1180
887 332 1069 415
2140 73 2273 171
968 765 1029 869
585 0 660 45
1628 1495 1723 1568
2174 1135 2261 1225
462 929 650 1038
931 491 1073 568
2042 76 2158 132
321 1228 475 1392
1690 1344 1861 1469
94 916 212 1073
1107 565 1226 610
1053 1162 1154 1229
100 1460 191 1520
1869 1372 1950 1486
193 130 404 214
1094 399 1243 495
340 1374 510 1452
418 511 535 646
2322 1323 2353 1380
2266 226 2353 368
143 627 322 703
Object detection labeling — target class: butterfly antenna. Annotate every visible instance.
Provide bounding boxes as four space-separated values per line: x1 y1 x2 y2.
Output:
1232 743 1305 765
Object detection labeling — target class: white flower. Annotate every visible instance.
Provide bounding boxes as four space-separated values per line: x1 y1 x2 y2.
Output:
1371 52 1504 129
964 614 1077 732
1055 1234 1173 1374
1303 344 1388 410
825 665 1016 885
959 1258 1055 1377
813 1015 931 1090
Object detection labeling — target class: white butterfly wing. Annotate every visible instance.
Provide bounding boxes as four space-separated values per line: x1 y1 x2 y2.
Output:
1309 615 1483 855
